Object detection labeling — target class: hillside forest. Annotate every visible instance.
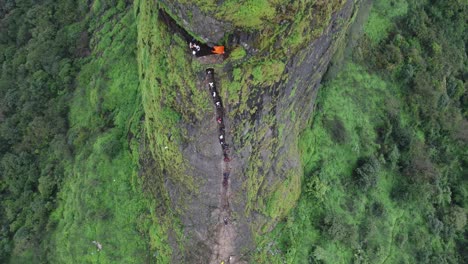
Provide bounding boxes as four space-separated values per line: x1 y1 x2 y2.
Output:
0 0 466 263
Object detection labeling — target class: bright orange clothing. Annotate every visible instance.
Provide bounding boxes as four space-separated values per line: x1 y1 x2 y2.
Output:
212 46 225 54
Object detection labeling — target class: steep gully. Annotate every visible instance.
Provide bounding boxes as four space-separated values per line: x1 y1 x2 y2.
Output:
159 9 239 263
205 69 237 264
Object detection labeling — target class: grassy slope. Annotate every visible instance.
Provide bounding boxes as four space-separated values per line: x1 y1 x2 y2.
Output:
254 63 399 263
46 5 170 264
262 0 467 263
175 0 277 29
264 62 459 264
291 63 405 263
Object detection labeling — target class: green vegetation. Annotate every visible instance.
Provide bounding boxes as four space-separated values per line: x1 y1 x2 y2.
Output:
48 6 167 263
217 0 276 28
364 0 408 43
257 0 467 262
0 1 169 263
197 0 345 33
228 46 247 61
1 0 465 263
176 0 277 29
0 0 86 261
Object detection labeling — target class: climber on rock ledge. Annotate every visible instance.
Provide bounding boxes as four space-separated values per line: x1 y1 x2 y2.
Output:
211 45 225 54
189 40 225 57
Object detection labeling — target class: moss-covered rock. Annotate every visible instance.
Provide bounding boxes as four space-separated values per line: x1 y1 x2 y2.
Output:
136 0 360 262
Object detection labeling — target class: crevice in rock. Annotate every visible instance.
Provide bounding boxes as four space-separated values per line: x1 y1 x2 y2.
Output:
205 68 238 264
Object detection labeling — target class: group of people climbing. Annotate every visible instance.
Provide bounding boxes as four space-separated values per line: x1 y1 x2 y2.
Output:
206 68 230 163
190 40 225 57
191 39 233 264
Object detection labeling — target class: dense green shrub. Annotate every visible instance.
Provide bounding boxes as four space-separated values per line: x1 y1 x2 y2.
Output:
323 116 348 144
321 213 358 247
353 156 380 190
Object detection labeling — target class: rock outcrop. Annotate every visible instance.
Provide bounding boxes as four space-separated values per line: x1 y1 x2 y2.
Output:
137 0 360 262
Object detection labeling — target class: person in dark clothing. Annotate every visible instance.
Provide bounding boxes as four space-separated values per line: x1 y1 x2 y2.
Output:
223 148 229 155
222 172 229 187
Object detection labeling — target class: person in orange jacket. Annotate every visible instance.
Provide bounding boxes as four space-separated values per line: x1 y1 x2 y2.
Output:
212 46 225 54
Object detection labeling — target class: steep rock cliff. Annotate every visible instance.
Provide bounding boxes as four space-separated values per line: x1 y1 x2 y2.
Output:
136 0 360 262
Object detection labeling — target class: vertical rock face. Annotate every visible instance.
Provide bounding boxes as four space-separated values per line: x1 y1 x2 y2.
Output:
158 1 231 42
138 0 359 262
